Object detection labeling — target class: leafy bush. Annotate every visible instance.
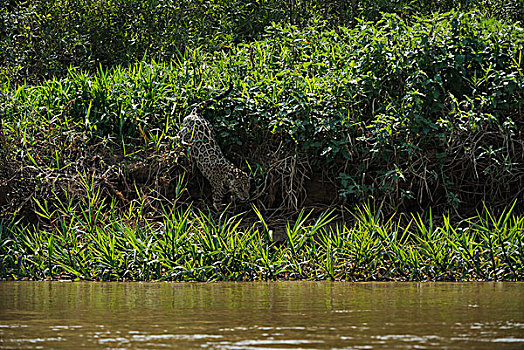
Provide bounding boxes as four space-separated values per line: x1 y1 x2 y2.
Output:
1 0 522 83
219 11 524 211
0 0 289 82
1 10 523 216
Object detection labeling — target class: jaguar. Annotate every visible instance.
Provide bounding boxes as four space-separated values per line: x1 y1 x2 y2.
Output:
178 83 250 210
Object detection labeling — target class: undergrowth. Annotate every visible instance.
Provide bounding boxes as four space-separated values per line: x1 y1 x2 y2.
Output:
2 0 522 82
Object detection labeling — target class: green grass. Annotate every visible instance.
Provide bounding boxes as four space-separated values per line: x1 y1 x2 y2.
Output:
1 183 522 281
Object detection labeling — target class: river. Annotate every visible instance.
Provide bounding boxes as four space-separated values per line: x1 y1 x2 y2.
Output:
1 282 523 349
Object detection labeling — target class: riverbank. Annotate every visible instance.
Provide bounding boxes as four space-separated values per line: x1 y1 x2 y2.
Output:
1 2 523 282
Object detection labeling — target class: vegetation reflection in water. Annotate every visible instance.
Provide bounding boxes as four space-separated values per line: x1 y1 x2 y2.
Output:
0 282 523 349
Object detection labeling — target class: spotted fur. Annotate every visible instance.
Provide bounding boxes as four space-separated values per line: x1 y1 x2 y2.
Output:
179 83 250 209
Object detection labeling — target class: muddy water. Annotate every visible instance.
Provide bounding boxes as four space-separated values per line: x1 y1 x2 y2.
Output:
0 282 523 349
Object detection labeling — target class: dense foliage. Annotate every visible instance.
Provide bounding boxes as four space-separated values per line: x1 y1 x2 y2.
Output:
1 9 523 215
1 0 522 82
1 1 523 282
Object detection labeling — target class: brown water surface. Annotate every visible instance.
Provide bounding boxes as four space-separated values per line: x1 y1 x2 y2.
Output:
0 282 523 349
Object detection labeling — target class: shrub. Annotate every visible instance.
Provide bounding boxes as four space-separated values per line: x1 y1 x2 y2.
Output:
1 10 523 217
1 0 522 83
